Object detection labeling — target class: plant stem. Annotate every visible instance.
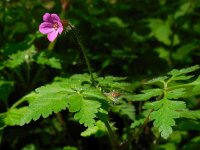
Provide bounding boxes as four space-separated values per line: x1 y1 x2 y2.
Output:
104 119 120 150
68 23 95 86
120 109 152 150
10 97 26 109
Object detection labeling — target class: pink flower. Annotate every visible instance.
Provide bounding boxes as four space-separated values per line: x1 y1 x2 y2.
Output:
39 13 63 42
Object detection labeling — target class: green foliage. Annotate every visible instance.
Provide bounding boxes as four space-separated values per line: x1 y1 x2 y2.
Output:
131 89 163 101
81 120 108 137
68 94 101 127
112 101 135 121
1 0 200 149
0 45 36 70
144 99 186 139
0 74 133 130
139 65 200 139
36 52 62 69
148 18 172 45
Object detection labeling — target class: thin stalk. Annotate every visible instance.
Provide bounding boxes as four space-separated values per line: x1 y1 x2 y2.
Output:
104 119 120 150
120 109 153 150
68 23 95 86
47 41 56 51
14 69 26 85
10 97 26 109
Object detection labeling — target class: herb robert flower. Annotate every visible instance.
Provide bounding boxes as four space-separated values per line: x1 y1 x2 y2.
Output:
39 13 63 42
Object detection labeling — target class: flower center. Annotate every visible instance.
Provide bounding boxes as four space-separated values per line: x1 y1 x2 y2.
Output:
53 22 59 30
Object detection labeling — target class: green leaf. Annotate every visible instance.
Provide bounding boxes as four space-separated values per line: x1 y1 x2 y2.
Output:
68 95 101 127
0 74 130 129
131 89 163 101
107 17 127 28
131 118 145 129
29 92 68 120
148 18 172 45
63 146 78 150
2 45 36 69
81 120 107 137
168 65 200 77
144 98 186 139
146 76 168 84
166 88 186 99
155 47 170 62
174 2 195 19
36 52 62 69
0 115 6 130
68 94 101 127
179 110 200 120
172 43 199 61
169 75 194 81
82 88 107 100
4 107 33 126
97 76 131 90
112 102 135 120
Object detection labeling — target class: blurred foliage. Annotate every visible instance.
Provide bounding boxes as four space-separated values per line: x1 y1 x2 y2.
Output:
0 0 200 150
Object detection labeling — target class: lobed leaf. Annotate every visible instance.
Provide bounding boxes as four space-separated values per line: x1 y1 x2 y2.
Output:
145 98 186 139
166 88 186 99
112 102 135 120
146 76 168 84
67 94 101 127
36 52 62 69
81 120 107 137
131 89 163 101
168 65 199 77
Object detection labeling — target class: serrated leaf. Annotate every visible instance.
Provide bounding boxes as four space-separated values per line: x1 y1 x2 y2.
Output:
67 95 82 112
82 88 107 100
69 96 101 127
166 88 186 99
145 98 186 139
170 75 194 81
0 74 130 129
0 115 6 130
97 76 131 90
36 52 62 69
146 76 168 84
131 89 163 101
29 93 68 120
179 110 200 120
81 120 107 137
168 65 199 77
4 107 33 126
112 102 135 120
3 83 70 126
3 45 36 69
131 118 145 129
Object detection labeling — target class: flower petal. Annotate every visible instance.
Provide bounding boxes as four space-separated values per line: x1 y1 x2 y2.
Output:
51 14 61 22
39 22 54 34
47 30 59 42
57 21 63 34
43 13 52 22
